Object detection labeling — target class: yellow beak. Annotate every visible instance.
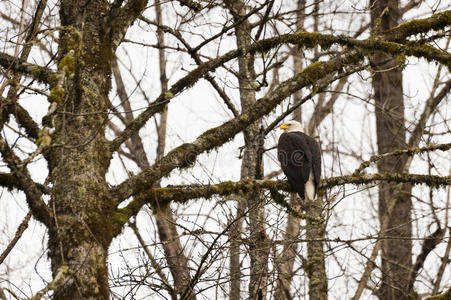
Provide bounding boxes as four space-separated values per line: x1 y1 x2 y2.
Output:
279 124 289 130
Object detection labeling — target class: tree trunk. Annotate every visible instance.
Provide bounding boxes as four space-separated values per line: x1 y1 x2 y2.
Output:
370 1 413 298
47 1 115 298
305 198 328 300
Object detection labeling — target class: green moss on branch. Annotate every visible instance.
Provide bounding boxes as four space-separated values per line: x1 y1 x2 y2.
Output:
385 10 451 42
111 172 450 236
425 287 451 300
0 52 56 85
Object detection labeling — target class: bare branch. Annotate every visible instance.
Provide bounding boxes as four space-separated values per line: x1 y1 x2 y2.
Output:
139 15 239 117
407 78 451 148
353 143 451 176
28 265 71 300
0 211 32 264
128 221 174 295
407 227 445 293
0 137 52 225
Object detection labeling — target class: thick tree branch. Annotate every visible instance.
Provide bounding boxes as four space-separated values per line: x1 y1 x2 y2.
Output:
0 171 51 193
0 172 20 190
0 52 56 85
264 64 365 135
28 265 71 300
107 0 149 49
385 10 451 42
12 103 41 140
111 172 450 235
425 287 451 300
176 0 202 12
1 96 41 140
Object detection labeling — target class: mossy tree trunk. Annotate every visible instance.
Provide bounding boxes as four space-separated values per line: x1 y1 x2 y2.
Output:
45 1 145 298
370 1 413 299
304 198 328 300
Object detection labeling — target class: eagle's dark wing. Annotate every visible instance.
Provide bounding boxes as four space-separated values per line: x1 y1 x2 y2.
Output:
305 135 322 195
277 132 312 199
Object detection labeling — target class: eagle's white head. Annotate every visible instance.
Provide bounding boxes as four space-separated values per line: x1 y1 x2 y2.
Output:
279 120 303 132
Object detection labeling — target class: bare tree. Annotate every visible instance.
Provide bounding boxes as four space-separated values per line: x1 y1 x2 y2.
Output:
0 1 450 299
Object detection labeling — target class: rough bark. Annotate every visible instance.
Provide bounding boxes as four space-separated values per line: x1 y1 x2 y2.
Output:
291 0 306 124
46 1 147 298
305 198 328 300
370 1 413 299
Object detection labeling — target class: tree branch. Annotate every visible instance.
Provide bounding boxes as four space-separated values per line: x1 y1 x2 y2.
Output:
407 79 451 148
0 138 52 226
139 15 239 117
425 287 451 300
0 211 32 264
107 0 149 50
0 171 50 194
407 227 445 294
0 52 56 85
176 0 202 12
353 143 451 176
0 172 21 190
385 10 451 42
111 172 450 235
28 265 71 300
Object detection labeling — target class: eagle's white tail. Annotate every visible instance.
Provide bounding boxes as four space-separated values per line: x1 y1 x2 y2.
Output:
305 170 316 200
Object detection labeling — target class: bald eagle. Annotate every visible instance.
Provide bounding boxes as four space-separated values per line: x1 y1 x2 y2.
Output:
277 120 321 200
